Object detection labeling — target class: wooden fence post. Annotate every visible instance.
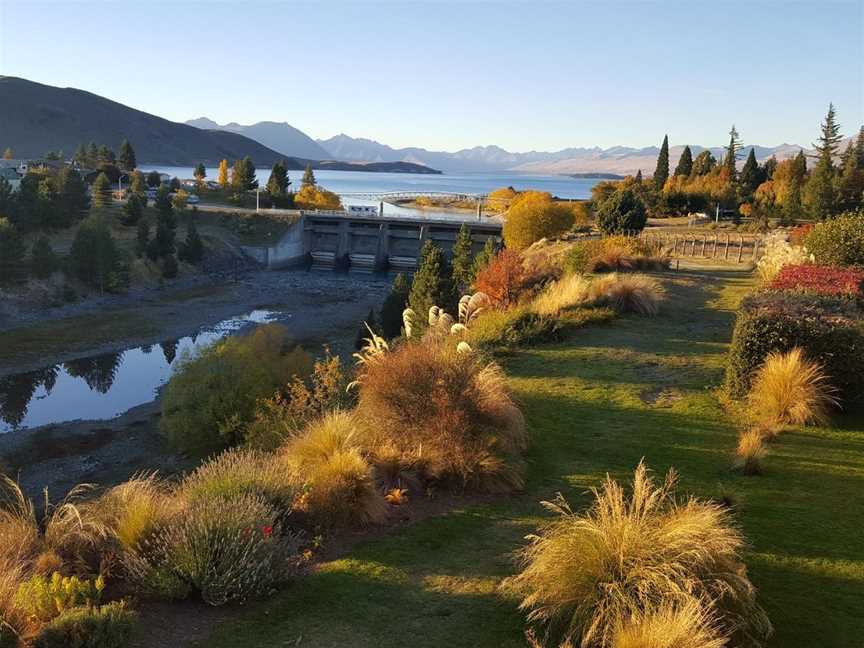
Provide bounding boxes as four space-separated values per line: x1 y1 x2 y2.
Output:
737 235 744 263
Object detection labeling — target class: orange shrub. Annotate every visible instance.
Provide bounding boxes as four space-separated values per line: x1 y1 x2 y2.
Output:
473 249 530 308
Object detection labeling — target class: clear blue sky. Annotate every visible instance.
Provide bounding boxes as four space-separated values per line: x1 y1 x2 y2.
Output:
1 0 861 152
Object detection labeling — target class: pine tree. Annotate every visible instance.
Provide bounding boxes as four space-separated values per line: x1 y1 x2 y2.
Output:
118 140 136 170
130 170 146 197
267 161 289 197
471 237 497 277
634 169 643 183
812 103 843 172
122 192 144 226
379 272 411 338
836 141 864 212
73 143 88 167
30 236 57 279
136 218 150 258
178 217 204 264
673 145 693 177
781 184 803 225
231 157 258 192
855 126 864 168
451 224 474 291
0 218 25 270
739 149 761 195
194 163 207 186
91 172 112 209
87 142 99 167
97 145 115 167
692 150 716 176
723 125 742 181
408 240 455 319
55 167 91 227
154 185 176 257
217 159 229 188
70 216 121 293
804 104 843 219
762 155 778 180
653 135 669 190
302 163 316 188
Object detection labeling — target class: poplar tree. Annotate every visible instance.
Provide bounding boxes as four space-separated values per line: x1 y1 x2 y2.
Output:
118 140 136 170
451 224 475 291
409 240 455 319
217 159 229 188
653 135 669 190
673 145 693 177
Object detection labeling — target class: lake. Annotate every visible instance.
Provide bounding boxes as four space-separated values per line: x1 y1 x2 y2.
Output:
138 167 601 200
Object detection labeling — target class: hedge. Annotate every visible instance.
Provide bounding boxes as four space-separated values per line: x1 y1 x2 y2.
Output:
725 291 864 408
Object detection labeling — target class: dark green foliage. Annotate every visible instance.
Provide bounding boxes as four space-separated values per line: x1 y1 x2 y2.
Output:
656 189 708 216
692 150 716 176
161 254 178 279
118 139 137 170
32 601 138 648
379 272 410 338
301 163 316 188
836 143 864 213
91 172 111 209
146 170 161 188
136 218 150 258
409 239 455 318
0 217 25 270
725 291 864 408
724 125 742 181
87 142 99 167
739 149 763 196
231 157 258 192
471 237 497 279
804 106 841 218
673 145 692 177
634 169 642 183
451 223 475 291
780 184 803 226
267 161 290 197
356 308 379 349
653 134 669 190
97 145 115 167
31 235 57 278
762 155 778 180
804 210 864 266
73 143 88 167
122 192 144 225
596 187 647 234
54 167 91 227
194 163 207 183
153 185 176 258
178 218 204 264
70 216 125 292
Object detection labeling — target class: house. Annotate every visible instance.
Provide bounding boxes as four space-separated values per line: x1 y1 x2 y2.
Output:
0 159 29 175
0 167 22 191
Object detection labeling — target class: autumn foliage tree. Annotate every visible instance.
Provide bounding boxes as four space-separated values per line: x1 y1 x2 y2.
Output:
502 191 574 250
473 249 528 308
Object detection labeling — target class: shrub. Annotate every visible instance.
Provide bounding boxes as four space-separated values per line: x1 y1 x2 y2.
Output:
508 462 771 648
14 573 104 624
724 292 864 407
246 352 352 451
473 249 530 308
30 236 58 279
32 601 137 648
789 223 814 246
590 273 665 316
804 209 864 266
356 341 526 492
565 236 663 275
128 494 296 606
747 348 838 429
467 305 558 349
756 231 811 282
610 598 727 648
280 412 385 527
160 324 312 454
503 191 574 250
179 448 294 513
769 263 864 297
596 188 647 234
734 430 768 476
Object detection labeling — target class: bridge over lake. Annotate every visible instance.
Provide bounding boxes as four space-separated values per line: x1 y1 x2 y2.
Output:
339 191 487 202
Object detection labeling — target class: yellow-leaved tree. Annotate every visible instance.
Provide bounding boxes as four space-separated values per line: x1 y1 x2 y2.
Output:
217 159 229 188
502 191 574 250
294 185 343 211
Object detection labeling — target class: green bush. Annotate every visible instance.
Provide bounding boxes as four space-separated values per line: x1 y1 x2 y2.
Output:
596 187 647 234
32 601 137 648
804 209 864 266
160 324 312 454
725 291 864 408
467 305 559 349
15 573 104 624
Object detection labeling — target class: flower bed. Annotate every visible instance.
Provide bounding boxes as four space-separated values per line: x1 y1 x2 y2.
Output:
769 264 864 297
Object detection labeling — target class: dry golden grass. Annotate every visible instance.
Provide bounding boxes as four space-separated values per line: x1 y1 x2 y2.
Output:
94 473 179 552
590 273 665 316
355 340 527 493
0 556 30 646
611 598 727 648
531 274 593 317
734 430 768 476
747 348 838 431
280 411 386 527
508 461 771 648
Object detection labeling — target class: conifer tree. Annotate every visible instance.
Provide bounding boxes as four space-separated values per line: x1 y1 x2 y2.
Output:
91 172 112 209
55 167 91 227
97 145 115 167
804 104 843 219
855 126 864 168
87 142 99 167
118 140 136 170
161 254 178 279
146 170 161 188
653 135 669 190
154 185 176 257
408 239 455 319
723 125 742 181
194 163 207 187
122 192 144 226
267 161 290 197
451 224 475 291
73 143 88 167
739 149 761 195
178 216 204 264
692 150 716 176
836 141 864 212
70 216 121 293
130 170 146 198
30 236 57 278
0 218 25 270
472 237 497 277
673 145 693 177
136 218 150 258
302 163 316 188
231 157 258 192
812 103 842 172
634 169 642 183
761 155 778 180
216 160 229 189
379 272 411 338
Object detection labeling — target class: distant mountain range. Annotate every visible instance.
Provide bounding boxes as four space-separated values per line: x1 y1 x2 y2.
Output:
185 117 332 161
316 134 812 175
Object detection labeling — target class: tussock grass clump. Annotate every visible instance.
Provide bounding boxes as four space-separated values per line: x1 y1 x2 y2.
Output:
734 430 768 476
356 341 527 492
180 448 294 513
280 411 385 527
590 273 665 316
610 598 727 648
532 274 592 317
0 558 29 647
509 462 771 648
747 347 838 430
94 473 178 552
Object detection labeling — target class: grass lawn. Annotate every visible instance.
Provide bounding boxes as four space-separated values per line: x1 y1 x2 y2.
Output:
196 269 864 648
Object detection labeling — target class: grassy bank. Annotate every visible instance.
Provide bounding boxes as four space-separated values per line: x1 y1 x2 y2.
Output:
193 270 863 648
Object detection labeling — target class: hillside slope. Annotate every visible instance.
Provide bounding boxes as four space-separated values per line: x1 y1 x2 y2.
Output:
186 118 331 160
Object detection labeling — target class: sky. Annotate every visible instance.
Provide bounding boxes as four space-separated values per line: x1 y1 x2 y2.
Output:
0 0 862 152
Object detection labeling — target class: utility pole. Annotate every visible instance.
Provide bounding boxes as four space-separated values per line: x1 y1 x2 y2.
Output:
256 189 260 213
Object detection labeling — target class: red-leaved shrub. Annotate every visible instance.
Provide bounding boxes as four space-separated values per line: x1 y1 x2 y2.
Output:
789 223 814 247
473 249 529 308
769 264 864 297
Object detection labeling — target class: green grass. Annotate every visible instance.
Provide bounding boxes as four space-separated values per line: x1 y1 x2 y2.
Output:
197 270 864 648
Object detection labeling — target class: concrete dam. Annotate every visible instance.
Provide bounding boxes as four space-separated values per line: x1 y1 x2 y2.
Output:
241 212 503 271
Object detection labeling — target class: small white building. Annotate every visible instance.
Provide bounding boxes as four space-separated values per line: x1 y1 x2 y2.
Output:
0 166 22 192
